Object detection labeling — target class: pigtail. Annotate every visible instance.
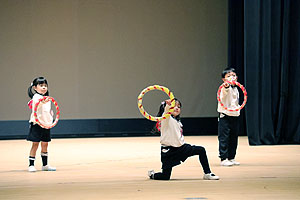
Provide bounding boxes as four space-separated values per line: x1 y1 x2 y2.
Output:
151 101 166 135
28 84 34 98
157 101 167 117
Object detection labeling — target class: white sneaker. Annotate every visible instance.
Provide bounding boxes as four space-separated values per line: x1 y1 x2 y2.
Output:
221 159 234 166
148 170 155 178
42 165 56 171
28 166 37 172
229 159 240 165
203 173 220 180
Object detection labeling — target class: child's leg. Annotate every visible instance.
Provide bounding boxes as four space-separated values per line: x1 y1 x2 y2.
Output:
30 142 39 157
40 142 56 171
228 117 239 160
29 142 39 166
218 116 230 160
153 168 172 180
189 146 211 174
41 142 48 166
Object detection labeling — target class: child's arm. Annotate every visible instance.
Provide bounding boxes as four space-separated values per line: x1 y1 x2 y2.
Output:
220 82 230 99
164 99 173 113
161 99 172 119
160 100 172 132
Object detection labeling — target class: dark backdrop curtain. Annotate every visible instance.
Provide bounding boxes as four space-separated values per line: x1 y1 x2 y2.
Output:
229 0 300 145
228 0 246 136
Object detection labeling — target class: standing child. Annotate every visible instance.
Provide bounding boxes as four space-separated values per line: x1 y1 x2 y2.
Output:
217 68 241 166
148 99 219 180
27 77 56 172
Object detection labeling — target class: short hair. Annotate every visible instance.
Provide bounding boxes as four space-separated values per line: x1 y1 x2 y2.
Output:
222 67 236 78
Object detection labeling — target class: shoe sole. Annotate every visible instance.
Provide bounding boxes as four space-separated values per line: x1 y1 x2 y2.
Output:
203 177 220 180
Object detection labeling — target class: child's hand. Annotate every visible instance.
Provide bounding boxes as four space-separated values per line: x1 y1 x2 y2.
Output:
165 99 172 105
41 97 50 104
223 82 230 88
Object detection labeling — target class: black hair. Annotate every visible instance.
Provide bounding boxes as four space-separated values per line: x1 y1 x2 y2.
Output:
156 98 182 121
27 77 49 98
222 67 236 78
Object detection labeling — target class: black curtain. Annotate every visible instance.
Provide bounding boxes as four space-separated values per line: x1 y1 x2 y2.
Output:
229 0 300 145
228 0 246 136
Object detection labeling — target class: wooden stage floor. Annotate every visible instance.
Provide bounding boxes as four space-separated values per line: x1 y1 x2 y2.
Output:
0 136 299 200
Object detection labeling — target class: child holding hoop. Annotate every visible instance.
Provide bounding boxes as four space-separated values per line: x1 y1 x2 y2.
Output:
148 99 219 180
217 68 240 166
26 77 56 172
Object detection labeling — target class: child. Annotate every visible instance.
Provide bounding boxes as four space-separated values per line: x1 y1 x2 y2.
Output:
217 68 240 166
148 99 219 180
27 77 56 172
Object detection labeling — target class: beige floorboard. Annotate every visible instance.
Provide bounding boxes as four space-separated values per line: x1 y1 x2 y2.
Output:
0 136 299 200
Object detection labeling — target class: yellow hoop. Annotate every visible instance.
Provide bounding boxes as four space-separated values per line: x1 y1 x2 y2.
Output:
137 85 175 121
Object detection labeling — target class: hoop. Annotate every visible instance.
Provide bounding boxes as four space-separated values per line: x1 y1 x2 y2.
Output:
33 96 60 129
137 85 175 122
156 121 161 132
217 81 247 112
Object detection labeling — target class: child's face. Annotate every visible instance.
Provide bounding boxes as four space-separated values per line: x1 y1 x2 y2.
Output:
33 83 48 95
171 101 181 117
223 72 237 82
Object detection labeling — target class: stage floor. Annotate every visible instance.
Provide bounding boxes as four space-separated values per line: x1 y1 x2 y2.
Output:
0 136 299 200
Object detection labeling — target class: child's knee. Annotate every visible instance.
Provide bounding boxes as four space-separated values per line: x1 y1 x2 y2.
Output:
32 142 39 148
195 146 206 154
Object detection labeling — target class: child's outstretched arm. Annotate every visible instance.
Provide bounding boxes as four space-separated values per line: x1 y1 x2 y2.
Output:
220 82 230 100
162 99 172 121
